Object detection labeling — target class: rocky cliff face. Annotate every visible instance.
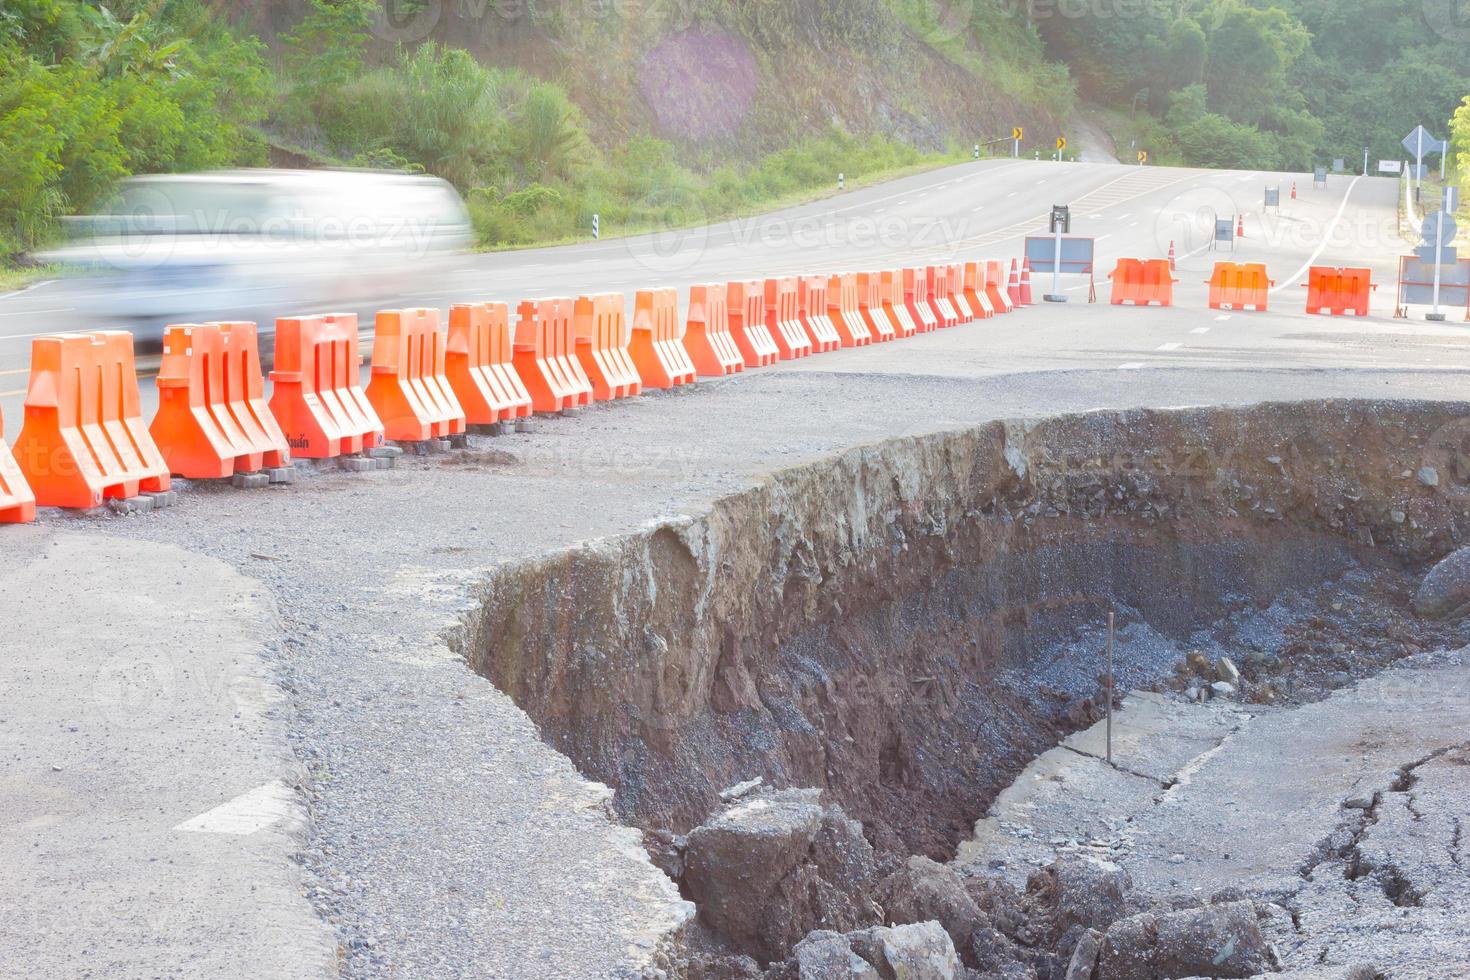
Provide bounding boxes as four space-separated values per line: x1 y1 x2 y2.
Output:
457 401 1470 860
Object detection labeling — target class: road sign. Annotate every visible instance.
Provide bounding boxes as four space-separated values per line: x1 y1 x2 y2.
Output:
1424 210 1458 247
1214 218 1235 250
1416 244 1459 265
1050 205 1070 234
1024 236 1095 274
1313 166 1328 186
1265 187 1280 207
1400 256 1470 310
1136 150 1148 165
1332 159 1345 173
1013 127 1024 141
1379 160 1403 174
1403 126 1447 158
1056 137 1067 151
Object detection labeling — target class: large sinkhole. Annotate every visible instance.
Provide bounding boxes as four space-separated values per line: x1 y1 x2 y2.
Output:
454 400 1469 962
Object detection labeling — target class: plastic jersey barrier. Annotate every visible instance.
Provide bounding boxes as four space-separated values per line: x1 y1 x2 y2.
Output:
151 321 290 478
366 308 467 441
1207 263 1273 312
798 276 842 352
856 272 897 342
727 280 779 367
13 331 171 509
514 297 594 413
447 302 536 423
947 264 974 323
884 270 919 337
825 273 873 347
904 268 940 332
573 293 642 399
963 262 996 319
926 266 960 327
0 404 36 523
764 277 814 359
270 313 384 459
985 260 1015 313
1108 258 1177 307
1305 266 1374 317
684 284 745 377
630 288 698 388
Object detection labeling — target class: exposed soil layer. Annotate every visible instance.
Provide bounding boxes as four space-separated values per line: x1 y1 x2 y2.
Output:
457 400 1470 870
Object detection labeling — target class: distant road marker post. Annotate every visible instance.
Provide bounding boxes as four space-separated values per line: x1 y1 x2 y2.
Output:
1012 127 1023 159
1055 136 1067 163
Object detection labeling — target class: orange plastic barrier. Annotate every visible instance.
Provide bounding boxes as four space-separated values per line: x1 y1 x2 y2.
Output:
926 266 960 327
986 260 1015 314
447 302 535 424
574 293 642 399
514 297 594 413
962 262 996 319
0 405 36 523
946 264 974 323
1206 263 1273 311
270 313 383 460
1108 258 1177 307
13 331 171 509
684 284 745 377
727 280 779 367
764 277 814 359
904 268 939 332
366 308 467 441
798 276 842 352
1304 266 1375 317
826 273 873 347
857 272 896 343
883 269 918 338
631 288 697 388
150 322 290 479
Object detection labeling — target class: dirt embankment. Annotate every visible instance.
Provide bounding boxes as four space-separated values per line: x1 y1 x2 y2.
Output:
457 401 1470 869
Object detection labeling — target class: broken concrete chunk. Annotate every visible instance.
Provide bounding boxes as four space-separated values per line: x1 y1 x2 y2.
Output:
1025 858 1134 947
1210 681 1236 698
1413 546 1470 620
876 856 985 953
793 931 880 980
1098 901 1269 979
1064 928 1103 980
1214 657 1240 685
850 922 959 980
684 798 823 955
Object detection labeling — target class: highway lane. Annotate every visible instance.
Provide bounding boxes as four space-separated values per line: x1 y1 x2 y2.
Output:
0 159 1459 427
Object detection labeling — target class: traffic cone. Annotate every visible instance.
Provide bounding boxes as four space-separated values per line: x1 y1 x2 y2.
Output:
1291 182 1297 200
1019 258 1035 306
1006 259 1022 306
1236 213 1245 238
1168 240 1177 272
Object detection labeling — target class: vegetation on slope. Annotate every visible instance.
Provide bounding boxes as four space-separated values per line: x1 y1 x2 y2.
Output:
1041 0 1469 171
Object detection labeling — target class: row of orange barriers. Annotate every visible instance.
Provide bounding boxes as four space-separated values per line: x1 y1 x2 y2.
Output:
1109 260 1378 316
0 261 1015 522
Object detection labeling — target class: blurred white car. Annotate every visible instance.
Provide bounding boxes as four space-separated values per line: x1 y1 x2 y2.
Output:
41 168 472 339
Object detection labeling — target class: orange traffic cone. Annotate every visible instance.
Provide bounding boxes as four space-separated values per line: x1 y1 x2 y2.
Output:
1236 214 1245 238
1018 258 1035 306
1291 182 1298 200
1168 240 1177 272
1006 259 1022 306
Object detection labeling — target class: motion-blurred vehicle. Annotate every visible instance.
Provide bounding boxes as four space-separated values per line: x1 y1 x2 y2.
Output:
41 169 472 340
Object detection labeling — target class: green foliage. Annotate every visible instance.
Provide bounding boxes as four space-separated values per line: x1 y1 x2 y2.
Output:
281 0 375 88
1042 0 1468 171
0 0 268 251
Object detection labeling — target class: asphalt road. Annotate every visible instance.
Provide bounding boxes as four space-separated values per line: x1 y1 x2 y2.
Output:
4 159 1469 980
0 158 1450 429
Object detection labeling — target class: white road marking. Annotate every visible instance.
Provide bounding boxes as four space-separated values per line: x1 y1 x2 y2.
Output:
1270 174 1367 293
174 780 295 836
1157 342 1183 351
1191 327 1210 335
1214 314 1232 322
1118 362 1145 370
0 308 72 320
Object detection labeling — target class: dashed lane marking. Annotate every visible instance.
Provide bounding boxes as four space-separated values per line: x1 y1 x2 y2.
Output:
1191 327 1210 335
1157 342 1183 351
1118 362 1145 370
